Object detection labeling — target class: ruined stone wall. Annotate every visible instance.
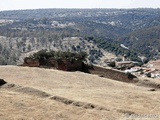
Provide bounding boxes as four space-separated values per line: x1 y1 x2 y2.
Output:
22 58 83 71
65 60 83 71
22 58 40 67
89 65 138 83
21 58 137 83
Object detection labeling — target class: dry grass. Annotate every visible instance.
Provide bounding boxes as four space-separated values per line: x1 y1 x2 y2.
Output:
0 65 160 120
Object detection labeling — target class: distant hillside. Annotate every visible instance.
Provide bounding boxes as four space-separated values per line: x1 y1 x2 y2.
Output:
0 36 116 65
0 8 160 65
117 25 160 59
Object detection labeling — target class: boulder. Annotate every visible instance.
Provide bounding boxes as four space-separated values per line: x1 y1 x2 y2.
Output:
0 79 7 86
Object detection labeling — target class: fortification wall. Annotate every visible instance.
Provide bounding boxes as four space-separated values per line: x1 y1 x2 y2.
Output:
21 58 137 83
89 65 138 83
22 58 83 71
22 58 40 67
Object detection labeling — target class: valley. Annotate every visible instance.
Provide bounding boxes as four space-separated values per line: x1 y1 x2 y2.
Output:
0 8 160 65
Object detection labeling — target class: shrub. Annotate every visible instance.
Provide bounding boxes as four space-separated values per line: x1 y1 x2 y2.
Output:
108 61 115 67
28 50 87 62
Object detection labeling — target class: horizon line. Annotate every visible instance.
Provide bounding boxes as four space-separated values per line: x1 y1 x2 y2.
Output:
1 7 159 12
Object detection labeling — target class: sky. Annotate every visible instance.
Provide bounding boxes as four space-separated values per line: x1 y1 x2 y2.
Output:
0 0 160 11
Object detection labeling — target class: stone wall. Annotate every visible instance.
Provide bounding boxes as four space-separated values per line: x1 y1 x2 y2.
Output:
22 58 83 71
49 59 83 71
88 65 138 83
21 58 137 83
22 58 40 67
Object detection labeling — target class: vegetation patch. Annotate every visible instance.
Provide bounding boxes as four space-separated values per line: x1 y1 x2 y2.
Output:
22 50 88 71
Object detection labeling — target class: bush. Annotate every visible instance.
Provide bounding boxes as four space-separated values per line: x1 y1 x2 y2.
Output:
126 72 136 79
146 73 151 78
108 61 115 67
28 50 87 62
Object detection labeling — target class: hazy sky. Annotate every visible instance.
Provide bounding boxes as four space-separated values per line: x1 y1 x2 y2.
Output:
0 0 160 11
